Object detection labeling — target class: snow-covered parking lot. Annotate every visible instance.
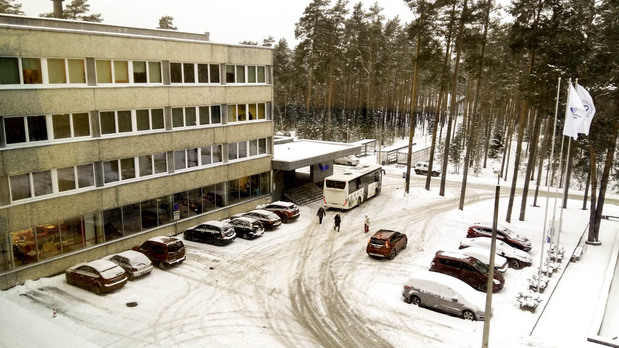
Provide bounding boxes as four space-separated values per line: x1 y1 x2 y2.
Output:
1 161 618 348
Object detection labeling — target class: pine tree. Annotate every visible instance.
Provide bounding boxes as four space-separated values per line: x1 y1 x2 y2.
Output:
0 0 23 14
158 15 177 30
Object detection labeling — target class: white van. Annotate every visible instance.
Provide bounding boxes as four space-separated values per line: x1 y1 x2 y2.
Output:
402 270 488 320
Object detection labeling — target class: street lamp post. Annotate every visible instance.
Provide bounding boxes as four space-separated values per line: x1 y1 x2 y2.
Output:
482 170 500 347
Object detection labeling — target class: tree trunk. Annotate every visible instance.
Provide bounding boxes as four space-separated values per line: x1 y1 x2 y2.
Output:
519 109 541 221
440 0 468 197
590 119 619 242
587 145 598 243
506 102 528 223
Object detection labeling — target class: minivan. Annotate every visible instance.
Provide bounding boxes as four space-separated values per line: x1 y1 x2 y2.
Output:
132 236 186 270
402 270 487 321
430 250 505 292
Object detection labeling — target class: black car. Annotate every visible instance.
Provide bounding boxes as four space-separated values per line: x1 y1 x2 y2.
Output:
228 217 265 239
184 220 236 246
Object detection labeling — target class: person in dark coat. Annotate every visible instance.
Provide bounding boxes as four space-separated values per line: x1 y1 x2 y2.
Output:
334 214 341 232
316 206 326 224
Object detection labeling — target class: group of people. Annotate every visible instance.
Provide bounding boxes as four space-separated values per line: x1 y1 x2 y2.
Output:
316 206 370 233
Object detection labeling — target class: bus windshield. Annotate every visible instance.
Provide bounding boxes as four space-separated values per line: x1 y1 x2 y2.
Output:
325 180 346 190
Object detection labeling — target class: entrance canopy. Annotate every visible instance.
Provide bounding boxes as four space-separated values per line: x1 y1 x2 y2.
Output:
272 139 361 171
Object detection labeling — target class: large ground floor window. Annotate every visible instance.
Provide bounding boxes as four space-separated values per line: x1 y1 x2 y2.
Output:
0 171 271 273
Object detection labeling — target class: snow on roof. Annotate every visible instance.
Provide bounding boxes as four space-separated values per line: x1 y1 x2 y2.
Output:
272 139 361 170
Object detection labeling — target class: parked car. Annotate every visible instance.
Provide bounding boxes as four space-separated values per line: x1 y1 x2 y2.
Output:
467 223 532 252
262 201 300 223
184 220 236 246
402 270 487 321
334 155 360 166
228 217 265 239
459 237 532 270
132 236 186 270
104 250 153 280
366 229 408 260
458 247 509 274
233 209 282 230
65 259 128 294
429 250 505 292
414 161 441 177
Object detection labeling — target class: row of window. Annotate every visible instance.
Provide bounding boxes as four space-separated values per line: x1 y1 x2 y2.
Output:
1 103 268 145
0 57 268 86
8 139 268 203
3 172 271 272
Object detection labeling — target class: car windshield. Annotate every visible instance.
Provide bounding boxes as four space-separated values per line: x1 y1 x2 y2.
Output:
472 259 489 274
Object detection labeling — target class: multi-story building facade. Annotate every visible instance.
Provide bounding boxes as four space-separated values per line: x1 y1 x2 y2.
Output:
0 15 274 289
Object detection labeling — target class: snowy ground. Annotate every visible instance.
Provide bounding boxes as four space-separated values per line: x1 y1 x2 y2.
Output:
1 144 618 348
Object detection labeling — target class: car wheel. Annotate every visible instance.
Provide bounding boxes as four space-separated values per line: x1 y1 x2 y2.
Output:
184 232 192 241
242 232 250 240
127 273 134 281
508 259 521 269
389 249 396 260
282 216 288 223
415 169 421 175
93 283 102 295
478 282 488 292
462 310 476 321
158 261 167 270
402 239 408 250
410 296 421 306
432 171 440 177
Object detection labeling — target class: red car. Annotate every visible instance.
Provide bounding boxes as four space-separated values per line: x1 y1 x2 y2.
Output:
65 259 128 294
262 201 300 223
430 250 505 293
467 223 532 252
366 229 407 260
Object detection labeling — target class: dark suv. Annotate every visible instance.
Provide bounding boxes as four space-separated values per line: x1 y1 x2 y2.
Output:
228 217 264 239
133 236 186 270
263 201 300 223
429 250 504 293
184 220 236 246
366 229 408 260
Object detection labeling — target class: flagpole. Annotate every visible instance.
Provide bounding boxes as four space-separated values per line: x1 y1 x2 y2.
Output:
538 77 561 291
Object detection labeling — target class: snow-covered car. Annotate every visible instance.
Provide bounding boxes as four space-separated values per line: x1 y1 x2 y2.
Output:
233 209 281 230
429 250 505 292
467 223 532 252
104 250 153 280
334 155 360 166
261 201 300 223
402 270 488 321
184 220 236 246
414 161 440 177
458 247 509 273
228 216 265 239
65 259 128 294
459 237 532 270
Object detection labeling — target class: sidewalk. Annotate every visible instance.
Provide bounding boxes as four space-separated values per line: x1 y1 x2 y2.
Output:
531 218 619 347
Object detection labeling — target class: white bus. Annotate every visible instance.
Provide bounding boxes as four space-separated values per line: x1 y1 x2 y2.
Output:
323 164 382 210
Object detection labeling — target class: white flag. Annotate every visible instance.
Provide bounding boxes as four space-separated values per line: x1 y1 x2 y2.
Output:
575 85 596 136
563 83 586 140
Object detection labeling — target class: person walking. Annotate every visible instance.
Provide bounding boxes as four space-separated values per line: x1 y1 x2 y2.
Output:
364 215 370 233
316 206 326 224
334 213 341 232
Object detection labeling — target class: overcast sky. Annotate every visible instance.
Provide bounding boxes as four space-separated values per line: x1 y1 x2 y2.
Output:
19 0 417 46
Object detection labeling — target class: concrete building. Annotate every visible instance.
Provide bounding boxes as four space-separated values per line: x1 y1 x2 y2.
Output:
0 15 274 289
